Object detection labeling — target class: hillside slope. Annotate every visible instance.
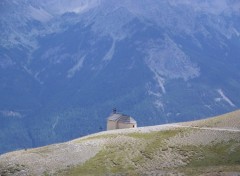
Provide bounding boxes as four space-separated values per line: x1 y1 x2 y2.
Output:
0 110 240 176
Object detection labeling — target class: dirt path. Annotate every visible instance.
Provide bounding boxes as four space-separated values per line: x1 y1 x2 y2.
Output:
171 124 240 132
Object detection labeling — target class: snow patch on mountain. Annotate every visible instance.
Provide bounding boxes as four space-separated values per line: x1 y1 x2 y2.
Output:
233 28 240 37
22 66 44 85
67 56 85 78
216 89 236 107
42 47 67 64
146 82 165 110
147 89 162 98
155 74 166 94
103 39 116 61
0 110 22 118
52 116 60 130
154 100 165 111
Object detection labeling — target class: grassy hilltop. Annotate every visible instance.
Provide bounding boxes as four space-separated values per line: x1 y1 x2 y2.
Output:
0 110 240 176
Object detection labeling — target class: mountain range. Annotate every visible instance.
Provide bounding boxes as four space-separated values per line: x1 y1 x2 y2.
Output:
0 0 240 154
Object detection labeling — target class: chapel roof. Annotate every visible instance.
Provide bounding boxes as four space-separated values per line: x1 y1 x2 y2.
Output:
108 113 136 124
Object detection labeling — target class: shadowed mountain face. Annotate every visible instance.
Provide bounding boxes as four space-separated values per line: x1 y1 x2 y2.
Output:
0 0 240 154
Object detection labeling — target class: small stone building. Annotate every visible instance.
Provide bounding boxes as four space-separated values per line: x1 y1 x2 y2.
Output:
107 109 137 130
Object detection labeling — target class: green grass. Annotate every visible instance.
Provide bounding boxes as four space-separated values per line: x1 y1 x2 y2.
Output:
59 129 240 176
62 129 181 176
187 141 240 167
178 140 240 175
127 129 183 140
63 145 136 176
43 171 51 176
178 165 240 176
0 164 26 176
129 130 181 162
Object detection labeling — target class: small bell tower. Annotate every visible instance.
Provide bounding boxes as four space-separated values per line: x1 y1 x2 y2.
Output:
112 108 117 114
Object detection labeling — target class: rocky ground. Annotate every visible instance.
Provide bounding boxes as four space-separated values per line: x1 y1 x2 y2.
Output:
0 110 240 176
